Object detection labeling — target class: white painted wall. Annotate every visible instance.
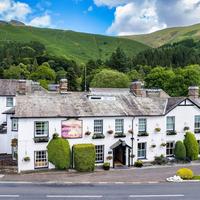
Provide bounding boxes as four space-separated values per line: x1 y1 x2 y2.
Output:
5 98 200 172
0 96 15 154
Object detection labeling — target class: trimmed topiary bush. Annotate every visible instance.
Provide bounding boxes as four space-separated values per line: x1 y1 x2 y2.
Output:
174 141 186 160
184 132 199 160
47 136 71 170
73 144 95 172
176 168 194 180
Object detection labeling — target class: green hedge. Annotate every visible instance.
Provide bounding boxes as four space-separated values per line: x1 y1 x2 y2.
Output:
73 144 95 172
184 132 199 160
174 141 186 160
47 136 71 170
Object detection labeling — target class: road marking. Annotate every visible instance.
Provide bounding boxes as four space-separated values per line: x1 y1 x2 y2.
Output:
46 195 103 198
114 182 125 184
0 195 19 198
129 194 184 198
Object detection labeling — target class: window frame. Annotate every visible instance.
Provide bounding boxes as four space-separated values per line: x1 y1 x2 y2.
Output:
34 150 48 169
115 119 124 134
34 121 49 138
95 145 104 163
166 116 175 132
94 120 103 134
11 118 18 131
138 118 147 134
194 115 200 133
166 141 175 157
6 97 13 107
137 142 147 159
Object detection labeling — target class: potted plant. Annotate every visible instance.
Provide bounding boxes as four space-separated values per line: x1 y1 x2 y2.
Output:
85 131 91 136
103 162 110 170
155 127 161 132
134 160 143 168
11 138 18 147
107 130 114 134
23 156 30 162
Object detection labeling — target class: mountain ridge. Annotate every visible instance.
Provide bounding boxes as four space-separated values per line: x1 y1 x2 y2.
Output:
122 23 200 47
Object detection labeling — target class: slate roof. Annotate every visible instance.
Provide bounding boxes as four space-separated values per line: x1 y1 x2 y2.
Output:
12 91 167 118
0 79 46 96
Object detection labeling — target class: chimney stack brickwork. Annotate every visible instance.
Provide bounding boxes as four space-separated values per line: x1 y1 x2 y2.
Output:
188 86 199 98
18 80 26 95
59 79 68 94
130 81 142 96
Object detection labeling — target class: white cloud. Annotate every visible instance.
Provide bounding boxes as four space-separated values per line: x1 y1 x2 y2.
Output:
93 0 131 8
107 1 166 35
105 0 200 35
0 0 31 21
29 14 51 27
88 5 93 12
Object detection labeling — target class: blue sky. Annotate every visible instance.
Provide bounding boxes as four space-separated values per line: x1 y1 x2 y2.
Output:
1 0 200 35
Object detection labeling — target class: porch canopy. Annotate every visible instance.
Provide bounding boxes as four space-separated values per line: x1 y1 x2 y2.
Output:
110 139 131 149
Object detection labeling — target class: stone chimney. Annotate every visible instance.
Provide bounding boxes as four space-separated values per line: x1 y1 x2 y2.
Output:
59 79 68 94
188 86 199 98
130 81 142 96
18 80 26 95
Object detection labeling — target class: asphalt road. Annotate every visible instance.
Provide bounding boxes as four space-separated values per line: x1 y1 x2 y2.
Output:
0 182 199 200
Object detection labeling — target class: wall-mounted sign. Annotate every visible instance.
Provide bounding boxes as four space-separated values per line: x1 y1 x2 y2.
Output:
61 119 82 139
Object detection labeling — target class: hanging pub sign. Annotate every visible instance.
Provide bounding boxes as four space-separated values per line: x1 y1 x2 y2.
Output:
61 119 82 139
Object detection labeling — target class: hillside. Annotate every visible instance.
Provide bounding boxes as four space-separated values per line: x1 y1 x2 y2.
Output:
0 24 149 63
123 23 200 48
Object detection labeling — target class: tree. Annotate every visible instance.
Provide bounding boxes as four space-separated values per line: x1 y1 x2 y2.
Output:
107 47 130 72
90 69 130 88
47 134 71 170
145 66 175 92
4 63 30 79
184 132 199 160
174 141 186 160
30 63 56 82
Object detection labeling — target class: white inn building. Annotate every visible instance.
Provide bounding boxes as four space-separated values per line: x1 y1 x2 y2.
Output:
1 79 200 172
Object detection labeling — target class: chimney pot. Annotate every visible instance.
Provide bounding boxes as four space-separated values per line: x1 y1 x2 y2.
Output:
188 86 199 98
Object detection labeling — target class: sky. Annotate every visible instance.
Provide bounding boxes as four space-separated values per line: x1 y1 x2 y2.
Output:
1 0 200 35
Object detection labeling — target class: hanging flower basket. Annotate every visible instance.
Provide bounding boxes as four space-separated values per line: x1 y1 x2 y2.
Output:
107 130 114 134
106 156 113 160
151 144 156 148
160 143 166 147
155 127 161 132
85 131 91 136
23 156 30 162
128 129 133 134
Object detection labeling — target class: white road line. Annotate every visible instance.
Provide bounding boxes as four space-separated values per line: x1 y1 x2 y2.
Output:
114 182 125 184
0 195 19 198
46 195 103 198
129 194 184 198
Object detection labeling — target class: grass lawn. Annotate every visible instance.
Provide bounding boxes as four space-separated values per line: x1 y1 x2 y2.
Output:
192 175 200 180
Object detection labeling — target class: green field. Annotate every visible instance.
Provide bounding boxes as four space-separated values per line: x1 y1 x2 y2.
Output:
122 23 200 47
0 24 149 63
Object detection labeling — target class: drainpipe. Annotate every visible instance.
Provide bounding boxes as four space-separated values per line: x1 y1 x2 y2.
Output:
131 117 135 166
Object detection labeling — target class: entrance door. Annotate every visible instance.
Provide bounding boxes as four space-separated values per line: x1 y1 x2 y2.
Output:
113 144 126 166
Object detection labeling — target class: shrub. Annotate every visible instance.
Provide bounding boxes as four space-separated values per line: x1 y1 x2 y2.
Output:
155 127 161 132
73 144 95 172
103 162 110 170
184 132 199 160
174 141 186 160
134 160 143 167
47 136 71 170
152 155 168 165
176 168 194 180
